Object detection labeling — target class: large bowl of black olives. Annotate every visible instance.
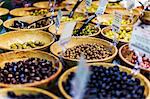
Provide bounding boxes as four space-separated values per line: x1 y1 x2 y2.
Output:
0 50 62 88
0 30 54 51
58 63 150 99
0 87 59 99
3 16 53 31
49 22 101 37
50 37 118 66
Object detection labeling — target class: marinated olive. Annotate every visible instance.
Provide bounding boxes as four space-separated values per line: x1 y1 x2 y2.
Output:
30 9 48 16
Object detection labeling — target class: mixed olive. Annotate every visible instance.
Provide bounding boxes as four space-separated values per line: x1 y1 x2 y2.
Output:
103 26 132 42
29 9 49 16
63 65 145 99
73 25 98 36
7 91 51 99
122 45 150 69
0 58 57 84
63 43 112 60
10 41 45 49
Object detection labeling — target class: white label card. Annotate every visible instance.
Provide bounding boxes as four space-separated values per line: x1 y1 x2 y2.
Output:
126 0 135 10
55 9 62 28
129 26 150 58
95 0 108 15
112 11 122 33
85 0 92 7
71 55 90 99
58 22 76 51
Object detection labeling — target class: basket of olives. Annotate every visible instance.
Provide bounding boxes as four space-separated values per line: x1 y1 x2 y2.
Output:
10 7 49 17
0 50 62 88
0 30 54 51
119 44 150 72
92 14 138 27
49 22 100 37
105 8 140 16
50 37 118 66
33 1 66 9
0 8 9 21
3 16 53 31
101 25 133 44
0 87 59 99
58 63 150 99
0 19 3 32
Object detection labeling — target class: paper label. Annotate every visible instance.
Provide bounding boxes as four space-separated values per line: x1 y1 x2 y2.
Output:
71 55 90 99
85 0 92 7
95 0 108 15
112 11 122 33
55 9 62 29
126 0 135 10
58 22 76 51
129 26 150 58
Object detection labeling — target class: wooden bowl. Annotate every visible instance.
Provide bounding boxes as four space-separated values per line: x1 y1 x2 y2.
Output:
50 37 118 66
105 8 140 16
119 44 150 72
58 63 150 99
33 1 66 9
92 14 138 26
101 25 133 44
0 87 59 99
0 30 54 51
10 7 51 17
0 50 62 88
48 22 101 37
0 8 9 16
0 19 3 31
3 16 53 31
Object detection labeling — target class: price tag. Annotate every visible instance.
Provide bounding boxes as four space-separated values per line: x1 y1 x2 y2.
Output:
55 9 62 29
112 11 122 33
95 0 108 15
85 0 92 7
129 26 150 58
58 22 76 52
71 55 90 99
126 0 135 10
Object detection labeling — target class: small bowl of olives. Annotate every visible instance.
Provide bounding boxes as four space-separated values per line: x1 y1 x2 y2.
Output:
0 50 62 88
0 30 54 51
49 22 101 37
101 25 133 45
0 87 59 99
10 7 50 17
92 14 138 27
58 63 150 99
119 44 150 72
3 16 53 31
50 37 118 66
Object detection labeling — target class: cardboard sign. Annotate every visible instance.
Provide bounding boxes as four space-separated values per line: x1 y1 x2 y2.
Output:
58 22 76 52
129 26 150 58
95 0 108 15
71 55 90 99
112 11 122 33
